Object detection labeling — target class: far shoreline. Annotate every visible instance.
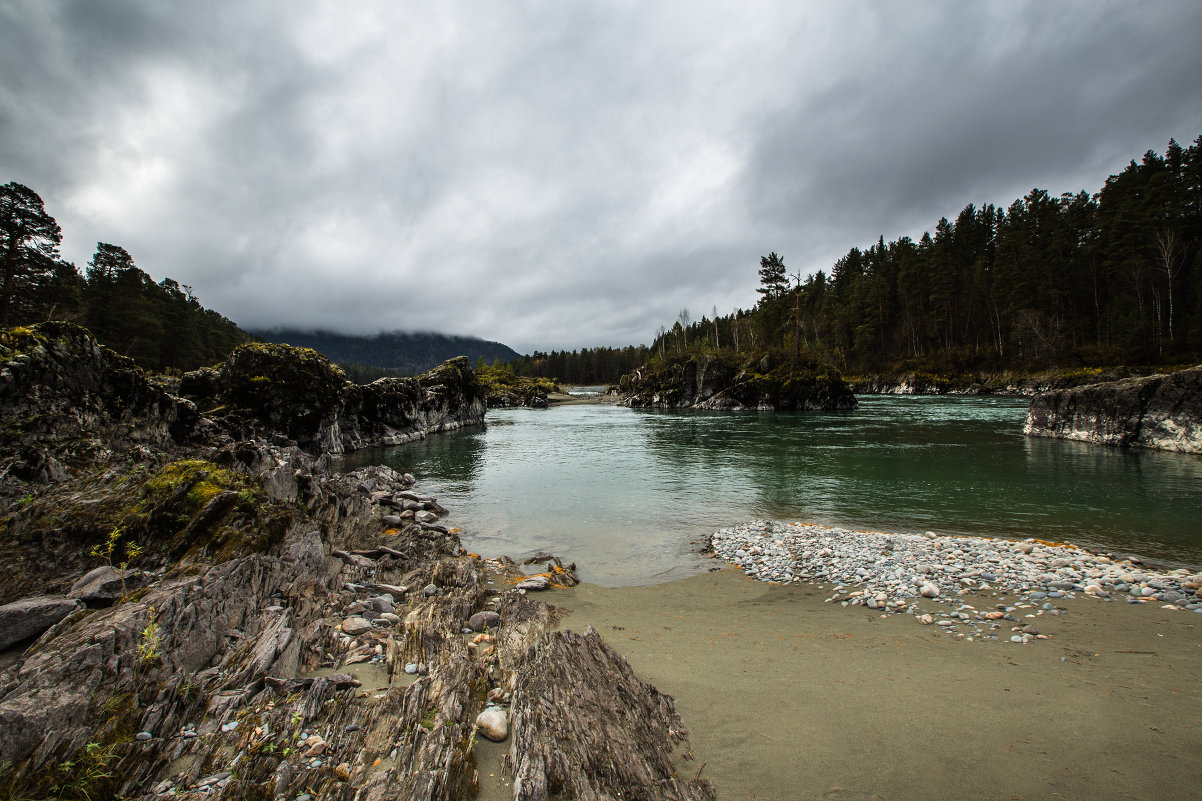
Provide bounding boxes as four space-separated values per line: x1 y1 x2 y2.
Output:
545 389 619 405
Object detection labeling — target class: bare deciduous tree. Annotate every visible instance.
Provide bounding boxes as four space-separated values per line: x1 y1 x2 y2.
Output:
676 308 691 355
1154 227 1179 342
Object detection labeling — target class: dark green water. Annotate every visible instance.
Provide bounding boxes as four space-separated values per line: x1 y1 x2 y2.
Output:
342 396 1202 585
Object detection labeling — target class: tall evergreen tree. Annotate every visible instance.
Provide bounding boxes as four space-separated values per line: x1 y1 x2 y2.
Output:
757 252 789 301
0 182 62 326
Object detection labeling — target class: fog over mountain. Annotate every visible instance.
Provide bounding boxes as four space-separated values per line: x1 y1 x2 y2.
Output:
251 328 520 374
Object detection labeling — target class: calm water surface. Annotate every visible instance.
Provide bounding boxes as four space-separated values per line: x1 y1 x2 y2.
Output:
342 397 1202 585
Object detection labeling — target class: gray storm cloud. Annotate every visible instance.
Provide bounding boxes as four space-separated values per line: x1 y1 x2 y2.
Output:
2 0 1200 353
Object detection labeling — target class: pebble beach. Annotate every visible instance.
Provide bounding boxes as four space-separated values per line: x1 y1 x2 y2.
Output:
709 521 1202 642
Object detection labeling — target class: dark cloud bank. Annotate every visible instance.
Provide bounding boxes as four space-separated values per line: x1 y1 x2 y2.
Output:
2 1 1200 353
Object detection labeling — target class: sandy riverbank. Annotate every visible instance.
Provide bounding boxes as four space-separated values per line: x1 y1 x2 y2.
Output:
545 391 620 405
547 568 1201 801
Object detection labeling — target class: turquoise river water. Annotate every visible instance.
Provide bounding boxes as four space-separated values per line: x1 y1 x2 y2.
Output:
342 396 1202 586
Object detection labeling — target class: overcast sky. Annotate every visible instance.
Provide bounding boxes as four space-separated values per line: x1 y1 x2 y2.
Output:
3 1 1201 354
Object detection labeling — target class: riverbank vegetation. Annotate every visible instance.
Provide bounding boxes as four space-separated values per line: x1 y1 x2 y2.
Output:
751 138 1202 373
475 361 560 406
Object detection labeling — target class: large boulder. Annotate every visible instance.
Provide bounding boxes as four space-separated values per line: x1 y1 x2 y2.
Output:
1024 365 1202 453
620 353 856 411
476 706 509 742
0 595 81 650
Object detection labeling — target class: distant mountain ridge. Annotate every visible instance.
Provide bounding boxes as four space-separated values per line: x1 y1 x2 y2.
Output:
250 328 522 374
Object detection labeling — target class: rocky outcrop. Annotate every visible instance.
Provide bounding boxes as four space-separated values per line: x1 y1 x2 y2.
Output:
181 344 486 454
0 322 198 451
851 373 991 395
0 322 714 800
476 370 558 408
1 326 485 460
1024 365 1202 453
851 366 1160 397
485 387 549 408
620 353 857 411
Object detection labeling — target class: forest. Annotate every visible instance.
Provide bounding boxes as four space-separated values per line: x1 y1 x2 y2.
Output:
519 135 1202 384
0 183 246 372
506 345 651 387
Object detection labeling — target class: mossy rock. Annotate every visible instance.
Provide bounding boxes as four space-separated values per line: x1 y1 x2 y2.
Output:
476 363 560 407
0 321 197 450
219 343 350 443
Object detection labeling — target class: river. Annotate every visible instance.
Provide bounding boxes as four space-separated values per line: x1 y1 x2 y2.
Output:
341 396 1202 585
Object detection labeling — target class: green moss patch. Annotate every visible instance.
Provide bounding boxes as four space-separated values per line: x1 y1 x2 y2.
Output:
140 458 257 517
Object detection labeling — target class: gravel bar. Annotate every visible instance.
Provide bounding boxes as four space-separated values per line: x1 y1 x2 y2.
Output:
710 521 1202 642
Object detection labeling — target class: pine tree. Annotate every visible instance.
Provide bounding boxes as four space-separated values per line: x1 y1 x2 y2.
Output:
757 252 788 301
0 182 63 326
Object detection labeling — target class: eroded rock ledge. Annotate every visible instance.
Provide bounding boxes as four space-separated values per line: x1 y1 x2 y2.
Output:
1024 365 1202 453
849 366 1154 396
620 352 857 411
0 322 711 800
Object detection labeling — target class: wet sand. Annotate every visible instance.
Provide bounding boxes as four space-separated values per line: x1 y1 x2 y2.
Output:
552 568 1202 801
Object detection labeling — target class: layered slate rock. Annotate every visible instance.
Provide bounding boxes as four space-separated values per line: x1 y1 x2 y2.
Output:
620 352 857 411
504 626 714 801
1024 365 1202 453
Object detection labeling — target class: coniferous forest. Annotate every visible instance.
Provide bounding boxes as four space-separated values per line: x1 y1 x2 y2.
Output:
518 136 1202 384
1 183 246 371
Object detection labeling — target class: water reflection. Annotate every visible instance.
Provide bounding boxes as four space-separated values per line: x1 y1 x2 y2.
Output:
339 398 1202 585
1018 434 1202 558
345 421 488 495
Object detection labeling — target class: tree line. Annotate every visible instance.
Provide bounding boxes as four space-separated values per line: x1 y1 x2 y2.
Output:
1 182 247 372
509 345 651 386
646 135 1202 375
